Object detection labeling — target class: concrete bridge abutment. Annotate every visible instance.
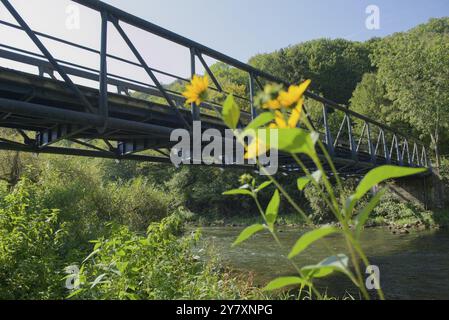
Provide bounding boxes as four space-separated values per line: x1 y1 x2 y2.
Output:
387 173 447 211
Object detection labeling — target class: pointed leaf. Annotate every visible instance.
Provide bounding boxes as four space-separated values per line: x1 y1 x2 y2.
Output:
263 277 311 291
232 224 266 247
82 249 100 263
222 95 240 129
346 165 427 215
66 289 83 299
297 170 322 191
301 254 349 279
297 177 311 191
265 189 280 226
91 273 107 289
355 165 427 200
276 129 318 158
256 180 273 193
245 112 275 132
288 226 339 259
223 189 253 197
355 189 387 238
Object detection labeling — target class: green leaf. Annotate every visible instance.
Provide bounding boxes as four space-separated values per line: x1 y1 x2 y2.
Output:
232 224 266 247
222 95 240 129
66 289 83 299
117 261 129 274
354 189 387 238
256 180 273 192
297 177 311 191
265 189 280 226
244 112 275 132
263 277 310 291
82 249 100 263
354 165 427 200
276 129 318 158
288 226 339 259
346 165 428 215
297 170 322 191
301 254 349 279
90 273 107 289
242 128 318 159
222 189 253 197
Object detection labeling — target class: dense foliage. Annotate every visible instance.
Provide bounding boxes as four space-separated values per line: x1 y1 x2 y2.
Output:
372 18 449 164
70 215 256 300
249 39 373 104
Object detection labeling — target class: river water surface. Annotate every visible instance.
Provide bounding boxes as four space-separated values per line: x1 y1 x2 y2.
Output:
200 227 449 300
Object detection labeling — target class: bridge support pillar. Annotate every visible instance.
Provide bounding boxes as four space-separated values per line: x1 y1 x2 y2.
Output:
387 173 447 211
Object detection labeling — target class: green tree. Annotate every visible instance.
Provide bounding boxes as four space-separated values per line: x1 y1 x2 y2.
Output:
371 21 449 167
250 39 373 104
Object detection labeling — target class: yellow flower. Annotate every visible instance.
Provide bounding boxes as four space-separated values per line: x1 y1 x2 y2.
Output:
269 98 304 129
182 75 209 105
263 98 281 110
244 136 269 160
277 79 311 108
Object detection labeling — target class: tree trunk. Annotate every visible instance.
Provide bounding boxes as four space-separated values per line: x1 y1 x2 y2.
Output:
430 133 444 209
430 133 440 173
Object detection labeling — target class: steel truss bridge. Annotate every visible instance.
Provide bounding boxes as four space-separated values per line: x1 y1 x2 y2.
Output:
0 0 431 175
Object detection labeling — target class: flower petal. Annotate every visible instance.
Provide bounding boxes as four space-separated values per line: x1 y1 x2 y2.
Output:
274 111 288 128
288 98 304 128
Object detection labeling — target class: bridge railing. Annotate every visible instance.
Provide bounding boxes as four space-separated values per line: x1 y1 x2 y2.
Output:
0 0 431 169
311 105 430 170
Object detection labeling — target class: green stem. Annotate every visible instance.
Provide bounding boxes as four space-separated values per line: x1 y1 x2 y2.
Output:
302 115 343 192
344 235 370 300
235 125 378 299
253 193 323 300
258 165 360 289
348 234 386 300
291 154 341 220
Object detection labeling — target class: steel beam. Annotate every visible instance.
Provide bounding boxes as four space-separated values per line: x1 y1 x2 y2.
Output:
110 17 191 129
322 104 334 156
1 0 95 114
0 98 173 137
99 11 109 124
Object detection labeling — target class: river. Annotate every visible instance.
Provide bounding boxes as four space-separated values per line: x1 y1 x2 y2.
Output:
200 227 449 300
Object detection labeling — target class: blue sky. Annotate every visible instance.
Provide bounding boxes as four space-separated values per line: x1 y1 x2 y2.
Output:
1 0 448 85
103 0 449 62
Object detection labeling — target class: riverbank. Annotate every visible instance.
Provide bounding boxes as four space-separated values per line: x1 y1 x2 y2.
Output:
188 208 449 234
188 213 306 228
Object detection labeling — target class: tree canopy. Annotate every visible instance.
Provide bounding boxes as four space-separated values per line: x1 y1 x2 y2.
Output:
249 38 374 104
368 18 449 161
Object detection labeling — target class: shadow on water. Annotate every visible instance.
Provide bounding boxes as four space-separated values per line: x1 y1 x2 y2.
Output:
199 227 449 300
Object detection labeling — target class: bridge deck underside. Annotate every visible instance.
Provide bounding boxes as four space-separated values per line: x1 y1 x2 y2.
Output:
0 67 400 176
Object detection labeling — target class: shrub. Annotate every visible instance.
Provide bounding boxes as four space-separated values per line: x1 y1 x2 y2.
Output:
372 193 433 227
0 179 67 299
304 178 366 223
69 214 258 300
164 166 255 216
107 177 176 232
36 157 177 240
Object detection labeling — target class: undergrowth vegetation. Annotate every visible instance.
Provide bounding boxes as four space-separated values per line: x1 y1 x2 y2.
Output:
0 156 263 300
